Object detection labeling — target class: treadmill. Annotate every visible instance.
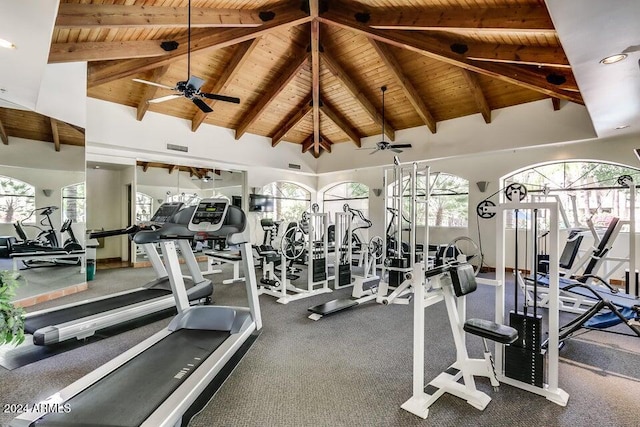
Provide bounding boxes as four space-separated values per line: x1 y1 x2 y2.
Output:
12 198 262 427
23 202 213 346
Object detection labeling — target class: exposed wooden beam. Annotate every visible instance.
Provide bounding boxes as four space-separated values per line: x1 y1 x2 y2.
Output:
319 101 361 147
359 6 555 33
310 2 321 150
318 135 332 153
460 69 491 124
169 164 178 174
56 4 268 29
235 52 309 140
321 52 395 141
320 11 582 104
192 39 260 132
0 118 8 145
49 41 169 63
271 96 312 147
311 145 321 158
552 97 561 111
66 123 86 136
137 65 170 121
369 39 437 134
88 6 311 87
328 4 567 68
301 136 314 153
189 167 201 179
50 118 61 152
141 162 150 172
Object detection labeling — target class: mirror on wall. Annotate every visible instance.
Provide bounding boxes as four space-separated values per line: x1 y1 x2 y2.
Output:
87 161 245 267
0 106 86 305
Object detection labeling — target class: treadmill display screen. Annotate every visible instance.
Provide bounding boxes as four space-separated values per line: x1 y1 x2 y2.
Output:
190 200 229 231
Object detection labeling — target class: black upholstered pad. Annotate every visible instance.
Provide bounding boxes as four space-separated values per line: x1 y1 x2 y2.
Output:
450 263 477 297
464 318 518 344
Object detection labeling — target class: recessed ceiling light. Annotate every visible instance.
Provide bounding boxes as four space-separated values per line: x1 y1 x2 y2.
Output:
94 165 101 169
615 125 630 130
0 38 16 49
600 53 627 64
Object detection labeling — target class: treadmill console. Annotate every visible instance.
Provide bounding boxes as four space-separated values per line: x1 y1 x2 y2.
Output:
189 199 229 232
150 202 184 224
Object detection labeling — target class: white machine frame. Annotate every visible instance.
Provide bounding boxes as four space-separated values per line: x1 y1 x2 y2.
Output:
401 201 568 420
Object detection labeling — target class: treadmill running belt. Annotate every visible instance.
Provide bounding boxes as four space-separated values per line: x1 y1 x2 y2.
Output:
24 289 172 334
34 329 231 427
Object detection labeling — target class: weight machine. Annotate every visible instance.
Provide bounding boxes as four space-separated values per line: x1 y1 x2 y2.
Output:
307 204 383 320
401 199 569 419
377 158 429 305
258 205 332 304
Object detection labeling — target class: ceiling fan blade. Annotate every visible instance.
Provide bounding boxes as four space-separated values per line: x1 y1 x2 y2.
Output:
390 148 403 153
390 144 412 149
199 93 241 104
132 79 175 90
147 94 182 104
192 97 213 113
186 75 205 91
369 148 381 155
356 147 376 150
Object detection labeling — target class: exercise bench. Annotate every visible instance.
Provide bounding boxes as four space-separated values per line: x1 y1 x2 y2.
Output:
203 250 245 284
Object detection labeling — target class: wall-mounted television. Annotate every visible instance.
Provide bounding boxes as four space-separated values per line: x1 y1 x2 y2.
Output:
249 194 274 212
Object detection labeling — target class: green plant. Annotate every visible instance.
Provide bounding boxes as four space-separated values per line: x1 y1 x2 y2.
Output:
0 270 25 345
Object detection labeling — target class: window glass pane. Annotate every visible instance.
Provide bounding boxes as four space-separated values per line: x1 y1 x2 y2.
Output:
136 192 153 222
62 182 86 222
0 176 36 224
261 181 311 224
387 173 468 227
323 182 369 220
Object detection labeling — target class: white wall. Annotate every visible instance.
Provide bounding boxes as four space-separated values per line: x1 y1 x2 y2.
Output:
86 99 317 175
86 166 136 261
316 100 596 174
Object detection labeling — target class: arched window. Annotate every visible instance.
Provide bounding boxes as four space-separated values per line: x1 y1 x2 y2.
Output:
136 192 153 222
62 182 86 222
429 173 469 227
386 173 469 227
261 181 311 224
504 161 640 228
0 176 35 224
168 193 202 206
323 182 369 219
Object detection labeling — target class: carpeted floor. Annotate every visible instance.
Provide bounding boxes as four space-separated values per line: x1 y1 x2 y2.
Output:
1 263 638 427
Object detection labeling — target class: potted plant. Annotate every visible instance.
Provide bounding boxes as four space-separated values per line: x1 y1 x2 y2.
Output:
0 270 25 345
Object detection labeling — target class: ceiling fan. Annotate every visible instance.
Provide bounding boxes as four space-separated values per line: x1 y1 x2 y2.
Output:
132 0 240 113
365 86 412 155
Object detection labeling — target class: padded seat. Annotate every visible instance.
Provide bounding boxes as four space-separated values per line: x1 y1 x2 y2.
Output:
464 318 518 344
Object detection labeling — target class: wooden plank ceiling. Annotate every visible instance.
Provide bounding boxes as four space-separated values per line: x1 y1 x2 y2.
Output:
0 107 85 151
52 0 581 158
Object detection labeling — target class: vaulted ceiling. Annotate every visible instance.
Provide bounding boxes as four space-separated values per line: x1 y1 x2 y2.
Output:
50 0 581 158
0 107 85 150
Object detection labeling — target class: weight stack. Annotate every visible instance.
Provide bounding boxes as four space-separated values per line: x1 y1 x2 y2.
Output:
388 257 408 287
338 263 351 287
312 258 326 282
504 311 544 388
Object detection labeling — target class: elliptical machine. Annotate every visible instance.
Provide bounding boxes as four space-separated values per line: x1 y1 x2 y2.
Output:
12 206 61 251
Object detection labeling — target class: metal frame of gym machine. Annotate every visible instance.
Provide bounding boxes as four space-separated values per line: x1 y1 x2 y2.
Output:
307 207 382 320
258 209 332 304
401 195 569 418
377 160 429 305
12 199 262 427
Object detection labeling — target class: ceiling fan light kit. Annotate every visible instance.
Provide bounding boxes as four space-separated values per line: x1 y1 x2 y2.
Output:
133 0 239 113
